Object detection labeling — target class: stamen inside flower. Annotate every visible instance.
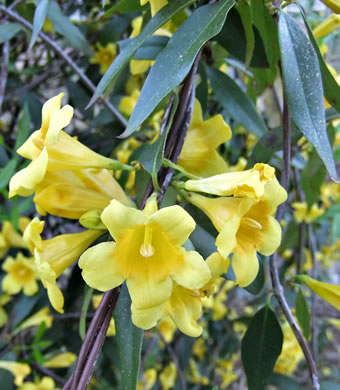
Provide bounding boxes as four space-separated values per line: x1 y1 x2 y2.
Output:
140 225 155 257
242 217 262 230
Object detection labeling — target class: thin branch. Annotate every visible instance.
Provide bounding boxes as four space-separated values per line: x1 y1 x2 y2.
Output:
0 5 127 128
31 362 66 386
0 41 9 112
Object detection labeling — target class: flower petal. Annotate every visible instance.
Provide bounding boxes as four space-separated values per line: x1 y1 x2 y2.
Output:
2 275 21 295
101 200 145 241
16 131 41 159
46 105 74 145
127 276 173 310
232 249 259 287
206 252 230 279
41 93 63 136
46 282 65 313
258 216 282 256
79 242 124 291
172 251 211 289
148 206 195 246
131 302 166 329
216 214 241 258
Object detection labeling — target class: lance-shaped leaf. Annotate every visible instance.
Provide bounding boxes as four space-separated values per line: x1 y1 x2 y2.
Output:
88 0 196 107
0 23 23 44
296 287 311 340
279 11 337 181
241 305 283 390
29 0 50 50
296 275 340 311
114 284 144 390
121 0 235 138
208 67 267 136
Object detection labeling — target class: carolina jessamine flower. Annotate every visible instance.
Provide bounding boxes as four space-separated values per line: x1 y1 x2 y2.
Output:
178 99 231 177
79 196 211 331
33 168 131 219
90 43 117 74
0 361 31 386
2 252 39 296
159 362 177 390
158 317 177 343
215 356 239 388
192 337 206 360
320 0 340 13
119 89 141 117
0 294 10 327
188 359 209 385
137 368 157 390
313 14 340 39
187 174 287 286
184 163 275 200
44 352 77 368
24 218 103 313
19 376 57 390
14 307 53 335
291 202 324 223
141 0 168 17
9 94 127 198
92 294 116 336
0 219 27 258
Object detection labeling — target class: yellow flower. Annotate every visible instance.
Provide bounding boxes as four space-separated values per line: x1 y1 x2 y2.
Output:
291 202 324 223
0 220 27 258
19 376 57 390
15 307 53 335
178 99 231 177
321 181 340 208
184 163 275 200
24 218 103 313
188 359 209 385
297 275 340 311
159 362 177 390
90 43 117 74
9 94 126 198
0 294 10 327
193 337 206 360
274 322 304 375
158 317 177 343
33 168 131 219
92 294 116 336
320 0 340 13
44 352 77 368
313 14 340 38
0 361 31 386
42 18 54 33
79 196 211 331
2 252 38 296
215 356 238 388
187 175 286 286
141 0 168 17
138 368 157 390
119 89 140 117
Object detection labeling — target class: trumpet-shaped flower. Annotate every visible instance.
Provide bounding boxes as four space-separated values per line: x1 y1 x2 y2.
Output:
0 219 27 258
184 163 275 200
33 168 131 219
187 175 287 286
313 14 340 39
79 197 211 321
159 362 177 390
2 253 39 296
158 317 177 343
178 99 231 177
43 352 77 368
19 376 57 390
320 0 340 13
137 368 157 390
24 218 103 313
90 43 117 74
0 361 31 386
14 307 53 334
291 202 324 223
9 94 128 198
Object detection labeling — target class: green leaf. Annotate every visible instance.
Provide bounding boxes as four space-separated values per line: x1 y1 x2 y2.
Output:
0 23 24 44
241 305 283 390
103 0 143 18
79 286 93 340
278 11 337 181
121 0 235 138
47 1 92 55
207 67 267 137
331 213 340 242
268 373 301 390
296 287 311 340
114 284 143 390
0 159 17 189
299 8 340 113
15 103 31 151
237 0 254 68
132 36 169 60
89 0 195 106
29 0 50 50
248 128 282 167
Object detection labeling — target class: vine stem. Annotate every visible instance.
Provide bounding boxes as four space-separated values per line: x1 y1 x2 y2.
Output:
269 94 320 389
0 5 127 128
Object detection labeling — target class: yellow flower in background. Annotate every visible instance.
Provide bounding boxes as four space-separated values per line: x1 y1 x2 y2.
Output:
215 356 238 388
0 361 31 386
44 352 77 368
188 359 209 385
19 376 57 390
184 163 275 200
14 307 53 334
0 294 10 327
33 168 131 219
79 196 211 331
188 175 286 286
24 218 103 313
193 337 206 360
141 0 168 17
292 202 324 223
320 0 340 13
274 322 304 375
159 362 177 390
9 94 127 198
297 275 340 311
119 89 140 117
90 43 117 74
178 99 231 177
313 14 340 38
42 18 54 33
92 294 116 336
137 368 157 390
158 317 177 343
321 181 340 208
0 219 28 258
2 253 39 296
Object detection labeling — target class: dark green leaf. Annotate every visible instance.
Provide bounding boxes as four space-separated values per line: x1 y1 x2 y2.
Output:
89 0 195 106
103 0 143 18
79 286 93 340
320 381 340 390
248 128 282 167
207 67 267 137
0 23 24 44
29 0 50 50
33 346 45 364
190 225 216 259
296 288 311 340
241 305 283 390
114 284 143 390
121 0 235 137
268 373 301 390
278 11 337 180
132 36 169 60
12 293 41 327
0 159 17 190
33 322 47 343
299 8 340 113
15 103 31 151
47 1 92 55
237 0 254 68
